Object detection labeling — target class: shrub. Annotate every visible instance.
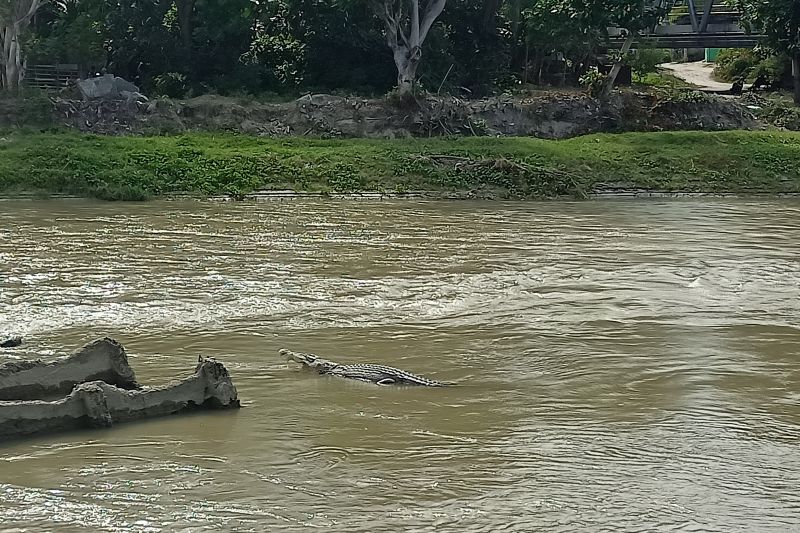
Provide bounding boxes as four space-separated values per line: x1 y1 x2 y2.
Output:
714 49 791 89
750 54 791 89
579 67 606 98
153 72 189 98
631 48 671 78
713 49 760 82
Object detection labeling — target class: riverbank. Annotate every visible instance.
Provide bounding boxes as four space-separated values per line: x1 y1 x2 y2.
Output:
1 89 759 138
1 130 798 200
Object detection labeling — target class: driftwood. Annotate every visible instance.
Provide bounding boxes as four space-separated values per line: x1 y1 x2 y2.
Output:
0 339 240 440
415 154 589 199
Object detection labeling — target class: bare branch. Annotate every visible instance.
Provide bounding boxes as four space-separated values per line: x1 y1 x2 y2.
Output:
410 0 420 45
419 0 446 44
398 25 410 48
372 0 448 94
20 0 42 25
372 0 399 48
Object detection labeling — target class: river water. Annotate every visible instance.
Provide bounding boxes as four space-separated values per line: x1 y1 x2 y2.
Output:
0 199 799 532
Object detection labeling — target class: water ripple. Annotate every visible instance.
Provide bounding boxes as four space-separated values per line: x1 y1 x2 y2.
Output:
1 198 800 532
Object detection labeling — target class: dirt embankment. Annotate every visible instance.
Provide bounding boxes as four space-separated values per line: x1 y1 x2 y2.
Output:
0 89 760 138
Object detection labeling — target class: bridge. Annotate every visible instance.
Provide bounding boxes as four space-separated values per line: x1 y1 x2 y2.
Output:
610 0 765 49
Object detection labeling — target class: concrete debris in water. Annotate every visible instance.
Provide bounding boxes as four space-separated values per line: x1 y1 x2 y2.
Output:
0 339 240 441
0 336 22 348
0 337 138 401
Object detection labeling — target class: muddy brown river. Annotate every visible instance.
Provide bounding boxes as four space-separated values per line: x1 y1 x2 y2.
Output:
1 199 799 532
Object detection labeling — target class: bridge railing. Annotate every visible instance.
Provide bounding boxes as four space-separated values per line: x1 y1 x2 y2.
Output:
609 0 764 49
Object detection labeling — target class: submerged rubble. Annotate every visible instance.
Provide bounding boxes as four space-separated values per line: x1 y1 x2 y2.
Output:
0 338 240 440
0 337 138 401
0 336 22 348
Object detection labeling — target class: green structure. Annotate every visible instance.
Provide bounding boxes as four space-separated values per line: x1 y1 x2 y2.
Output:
705 48 722 61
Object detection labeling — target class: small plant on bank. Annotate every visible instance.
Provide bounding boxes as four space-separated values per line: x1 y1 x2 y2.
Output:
579 68 607 98
654 87 710 104
756 98 800 130
324 163 365 192
631 48 672 79
153 72 190 98
384 87 424 109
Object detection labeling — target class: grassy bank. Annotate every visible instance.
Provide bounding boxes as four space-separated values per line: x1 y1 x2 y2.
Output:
0 130 799 200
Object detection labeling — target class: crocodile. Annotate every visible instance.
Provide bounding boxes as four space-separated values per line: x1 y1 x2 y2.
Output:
280 349 452 387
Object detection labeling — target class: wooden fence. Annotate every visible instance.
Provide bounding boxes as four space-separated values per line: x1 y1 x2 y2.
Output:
23 64 80 90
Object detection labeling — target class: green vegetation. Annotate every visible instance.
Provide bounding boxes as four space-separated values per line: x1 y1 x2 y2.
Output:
630 48 672 80
634 71 696 90
0 0 665 99
734 0 800 104
744 92 800 130
714 49 762 82
713 48 790 88
1 0 797 106
1 130 798 200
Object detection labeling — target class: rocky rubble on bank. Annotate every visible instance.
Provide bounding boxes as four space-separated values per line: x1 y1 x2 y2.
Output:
3 89 761 138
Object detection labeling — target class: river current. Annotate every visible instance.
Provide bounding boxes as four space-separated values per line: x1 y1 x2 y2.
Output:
0 199 799 532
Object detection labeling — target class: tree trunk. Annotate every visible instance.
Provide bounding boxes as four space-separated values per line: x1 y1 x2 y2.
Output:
482 0 503 31
394 47 420 95
1 0 43 92
522 44 529 85
793 53 800 106
375 0 446 95
2 24 23 92
602 34 635 98
176 0 195 60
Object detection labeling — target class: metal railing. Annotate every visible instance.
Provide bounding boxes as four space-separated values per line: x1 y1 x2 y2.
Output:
23 64 79 90
610 0 764 48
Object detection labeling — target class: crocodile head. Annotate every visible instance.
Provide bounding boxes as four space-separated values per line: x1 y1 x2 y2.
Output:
280 349 337 373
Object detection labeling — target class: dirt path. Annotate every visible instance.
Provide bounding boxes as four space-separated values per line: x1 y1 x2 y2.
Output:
659 61 746 92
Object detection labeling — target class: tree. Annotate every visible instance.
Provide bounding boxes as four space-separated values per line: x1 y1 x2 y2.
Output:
506 0 666 92
176 0 194 60
372 0 446 95
734 0 800 105
27 0 107 73
518 0 588 85
601 0 668 97
435 0 511 95
242 0 307 88
0 0 44 91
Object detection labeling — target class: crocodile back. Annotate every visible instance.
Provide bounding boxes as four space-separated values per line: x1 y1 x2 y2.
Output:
324 363 449 387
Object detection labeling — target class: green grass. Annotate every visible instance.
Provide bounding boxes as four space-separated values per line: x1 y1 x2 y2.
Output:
634 71 697 90
0 130 799 200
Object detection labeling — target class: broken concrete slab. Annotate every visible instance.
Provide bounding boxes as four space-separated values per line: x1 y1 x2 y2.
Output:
0 356 240 440
0 337 138 401
0 337 22 348
77 74 143 101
